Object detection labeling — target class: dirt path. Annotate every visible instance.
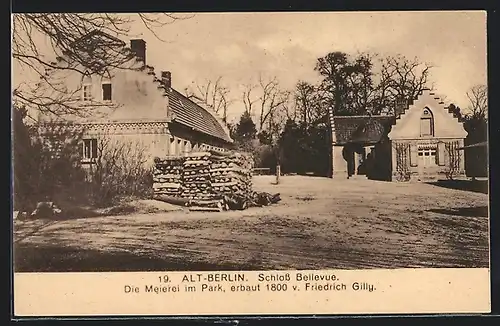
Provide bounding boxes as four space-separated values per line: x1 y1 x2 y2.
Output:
14 176 489 271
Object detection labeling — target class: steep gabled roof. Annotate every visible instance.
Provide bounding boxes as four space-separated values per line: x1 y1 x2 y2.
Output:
349 117 395 145
388 89 467 140
39 30 232 143
165 88 233 143
332 116 395 145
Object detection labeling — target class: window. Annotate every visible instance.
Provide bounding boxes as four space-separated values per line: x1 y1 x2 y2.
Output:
101 76 112 101
82 73 92 101
177 139 182 155
102 83 112 101
83 85 92 101
420 108 434 137
418 147 437 166
82 139 98 161
169 137 175 155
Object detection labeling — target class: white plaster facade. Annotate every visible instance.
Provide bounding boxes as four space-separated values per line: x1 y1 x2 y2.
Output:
36 35 233 167
388 90 468 181
328 90 468 181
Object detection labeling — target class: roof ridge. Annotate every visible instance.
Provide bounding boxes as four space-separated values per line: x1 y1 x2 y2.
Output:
171 88 200 108
333 115 394 119
169 88 233 141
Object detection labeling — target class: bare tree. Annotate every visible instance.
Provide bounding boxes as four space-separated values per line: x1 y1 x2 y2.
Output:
253 75 291 184
315 51 377 116
12 13 192 117
294 81 315 124
241 83 259 116
236 75 292 144
294 81 328 124
347 52 377 114
374 55 433 115
466 84 488 120
186 76 233 123
88 136 151 206
257 75 290 132
282 92 298 122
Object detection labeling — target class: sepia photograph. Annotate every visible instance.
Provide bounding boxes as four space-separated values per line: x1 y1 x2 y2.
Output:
12 11 489 273
11 10 491 316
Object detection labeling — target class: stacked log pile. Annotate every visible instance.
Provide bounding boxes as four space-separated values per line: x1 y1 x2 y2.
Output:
153 157 183 197
207 150 253 210
180 152 227 211
153 150 280 211
210 151 253 196
180 152 213 200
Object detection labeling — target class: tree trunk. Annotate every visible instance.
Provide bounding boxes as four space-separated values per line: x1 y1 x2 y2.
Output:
276 164 281 184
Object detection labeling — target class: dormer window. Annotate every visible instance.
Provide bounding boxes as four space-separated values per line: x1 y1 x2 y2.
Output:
82 73 92 101
101 76 112 101
420 108 434 137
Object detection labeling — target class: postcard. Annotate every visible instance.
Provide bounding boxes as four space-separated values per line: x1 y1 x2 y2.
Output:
12 11 490 316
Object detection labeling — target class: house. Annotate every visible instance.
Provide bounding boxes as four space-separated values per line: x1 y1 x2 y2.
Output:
328 90 468 181
329 115 395 180
36 32 233 167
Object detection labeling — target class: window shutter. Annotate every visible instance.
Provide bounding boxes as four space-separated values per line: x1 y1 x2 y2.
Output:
91 139 98 158
437 142 446 166
410 144 418 167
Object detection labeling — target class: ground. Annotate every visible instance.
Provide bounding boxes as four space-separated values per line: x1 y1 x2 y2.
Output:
13 176 489 272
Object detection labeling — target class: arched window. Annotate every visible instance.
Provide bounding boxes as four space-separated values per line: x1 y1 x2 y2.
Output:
169 137 175 155
82 72 92 101
177 139 182 155
101 74 112 101
420 108 434 137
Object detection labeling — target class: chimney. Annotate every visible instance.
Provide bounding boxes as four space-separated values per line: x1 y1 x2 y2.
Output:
161 71 172 89
130 39 146 66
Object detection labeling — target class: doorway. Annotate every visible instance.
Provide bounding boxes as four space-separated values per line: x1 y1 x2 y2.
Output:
417 147 437 179
343 144 366 177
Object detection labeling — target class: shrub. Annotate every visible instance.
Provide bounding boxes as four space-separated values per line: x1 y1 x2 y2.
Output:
86 137 153 207
13 108 87 211
13 109 153 210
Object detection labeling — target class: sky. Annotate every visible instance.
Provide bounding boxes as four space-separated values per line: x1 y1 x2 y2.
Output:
13 11 488 123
